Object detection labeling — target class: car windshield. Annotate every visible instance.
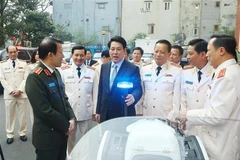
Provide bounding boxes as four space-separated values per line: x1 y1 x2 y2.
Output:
93 53 101 61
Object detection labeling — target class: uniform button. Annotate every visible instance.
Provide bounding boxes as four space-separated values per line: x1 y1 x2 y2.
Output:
196 100 199 102
154 98 156 100
197 89 200 92
155 89 157 91
79 96 80 98
153 106 155 108
51 128 54 131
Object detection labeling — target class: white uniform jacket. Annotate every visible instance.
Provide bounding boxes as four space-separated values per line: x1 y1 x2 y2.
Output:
0 59 28 99
181 63 214 135
60 64 98 121
142 61 182 121
187 59 240 160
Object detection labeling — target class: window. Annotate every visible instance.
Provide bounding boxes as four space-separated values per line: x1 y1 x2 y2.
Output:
98 3 105 9
145 2 151 11
148 24 155 34
215 1 220 7
164 2 171 10
64 3 71 9
193 28 198 36
214 25 219 31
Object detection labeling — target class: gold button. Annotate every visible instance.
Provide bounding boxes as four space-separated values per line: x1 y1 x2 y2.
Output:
153 106 155 108
196 100 199 102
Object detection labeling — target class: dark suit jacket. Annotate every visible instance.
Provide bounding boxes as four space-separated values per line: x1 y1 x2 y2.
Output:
25 62 75 150
85 59 97 66
96 60 142 122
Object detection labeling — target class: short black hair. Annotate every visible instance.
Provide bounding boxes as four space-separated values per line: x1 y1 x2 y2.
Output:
133 47 144 55
6 45 17 53
126 48 131 55
101 50 110 58
210 34 237 61
72 45 86 55
86 49 92 54
107 36 127 49
38 37 63 60
171 45 183 56
155 39 171 52
188 39 208 54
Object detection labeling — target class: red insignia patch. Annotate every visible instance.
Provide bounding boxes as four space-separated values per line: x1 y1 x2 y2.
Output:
84 76 91 79
217 68 226 78
18 67 23 69
165 74 173 77
44 69 51 77
34 67 43 75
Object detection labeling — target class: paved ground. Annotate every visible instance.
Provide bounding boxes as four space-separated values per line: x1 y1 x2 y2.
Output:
0 94 36 160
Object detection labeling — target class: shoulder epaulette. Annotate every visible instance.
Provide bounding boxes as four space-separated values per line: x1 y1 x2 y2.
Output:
19 59 26 62
170 62 181 68
34 67 43 75
87 66 96 70
61 65 70 70
217 68 226 78
92 62 99 67
143 62 152 66
183 65 194 70
0 60 7 63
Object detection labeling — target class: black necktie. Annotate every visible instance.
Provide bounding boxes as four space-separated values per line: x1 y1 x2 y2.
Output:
77 67 81 78
211 72 215 80
156 66 162 76
12 60 15 68
198 71 202 82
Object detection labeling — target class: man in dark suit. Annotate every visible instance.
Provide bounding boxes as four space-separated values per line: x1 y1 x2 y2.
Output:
25 37 76 160
85 49 97 66
95 36 142 123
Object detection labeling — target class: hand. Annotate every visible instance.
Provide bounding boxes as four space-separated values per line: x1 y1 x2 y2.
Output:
125 94 135 106
65 119 75 135
95 114 100 123
12 90 21 97
178 123 186 135
92 114 96 121
177 112 187 124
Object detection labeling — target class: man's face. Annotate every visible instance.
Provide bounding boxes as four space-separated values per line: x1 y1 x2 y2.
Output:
86 51 92 60
154 43 170 66
170 48 182 64
132 49 142 62
7 46 18 60
186 45 204 67
72 49 85 66
206 38 220 69
52 43 64 67
109 41 125 63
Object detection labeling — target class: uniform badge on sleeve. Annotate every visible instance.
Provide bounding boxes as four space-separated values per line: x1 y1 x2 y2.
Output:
217 68 226 78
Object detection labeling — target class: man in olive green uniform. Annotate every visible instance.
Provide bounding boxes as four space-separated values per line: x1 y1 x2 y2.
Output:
25 37 76 160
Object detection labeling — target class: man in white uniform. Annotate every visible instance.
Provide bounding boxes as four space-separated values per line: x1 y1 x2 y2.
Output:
0 45 28 144
181 39 214 136
60 46 98 155
178 35 240 160
131 47 148 115
142 40 181 121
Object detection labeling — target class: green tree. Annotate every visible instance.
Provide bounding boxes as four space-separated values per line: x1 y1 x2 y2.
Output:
54 25 73 42
0 0 8 47
128 32 147 48
74 27 98 46
23 11 55 46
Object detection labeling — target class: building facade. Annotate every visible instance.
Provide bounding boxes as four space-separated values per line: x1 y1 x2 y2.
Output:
181 0 237 43
52 0 121 45
121 0 181 44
